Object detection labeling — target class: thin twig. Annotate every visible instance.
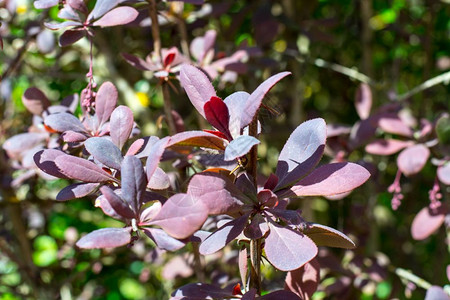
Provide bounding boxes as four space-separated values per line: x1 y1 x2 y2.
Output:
161 82 177 135
395 70 450 101
148 0 162 61
394 267 432 290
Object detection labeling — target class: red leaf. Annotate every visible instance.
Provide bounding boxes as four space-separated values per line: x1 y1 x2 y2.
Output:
164 51 176 68
204 96 232 140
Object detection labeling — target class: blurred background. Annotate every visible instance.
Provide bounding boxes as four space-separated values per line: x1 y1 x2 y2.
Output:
0 0 449 299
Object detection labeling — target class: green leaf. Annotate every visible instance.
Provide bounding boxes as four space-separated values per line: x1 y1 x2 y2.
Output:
119 278 146 299
376 281 392 299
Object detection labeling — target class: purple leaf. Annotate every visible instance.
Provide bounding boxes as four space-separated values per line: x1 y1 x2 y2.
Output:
171 283 231 299
275 118 327 190
44 112 86 133
224 135 260 161
239 247 248 287
110 105 134 150
348 117 378 150
284 162 370 197
168 131 225 150
147 167 170 190
257 290 301 300
121 155 147 212
355 83 372 120
34 0 58 9
59 29 84 47
85 137 123 169
167 0 204 4
122 53 156 71
265 223 318 271
3 133 47 158
425 286 450 300
58 5 81 21
45 21 82 30
243 71 290 128
76 227 131 249
36 30 55 53
62 130 87 143
150 194 208 239
224 91 251 138
264 173 279 190
33 149 69 179
284 258 320 300
438 163 450 185
397 144 430 176
180 64 217 118
244 213 269 239
188 172 247 215
95 195 125 221
95 81 118 127
61 94 79 112
199 214 249 255
100 186 135 219
67 0 88 13
365 139 414 155
93 7 139 27
140 201 162 224
303 223 355 249
22 87 50 115
87 0 119 21
142 227 185 251
54 155 115 183
411 205 447 240
56 182 99 201
242 289 257 300
146 137 170 181
204 96 231 139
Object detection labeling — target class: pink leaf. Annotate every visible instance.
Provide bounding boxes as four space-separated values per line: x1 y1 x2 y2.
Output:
76 227 131 249
54 155 115 183
355 83 372 120
243 71 290 129
95 82 118 127
365 139 415 155
150 194 208 239
425 286 450 300
147 167 170 190
265 223 318 271
110 105 134 150
284 162 370 197
411 205 446 240
275 118 327 190
180 64 217 118
188 172 247 215
93 7 138 27
303 223 355 249
397 144 430 176
437 163 450 185
142 228 185 251
87 0 119 21
22 87 50 115
145 137 170 181
378 114 414 137
284 258 320 300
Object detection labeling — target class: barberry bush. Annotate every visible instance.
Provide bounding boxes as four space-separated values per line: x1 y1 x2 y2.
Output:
0 1 449 299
